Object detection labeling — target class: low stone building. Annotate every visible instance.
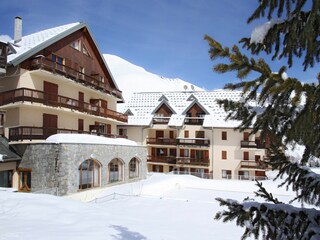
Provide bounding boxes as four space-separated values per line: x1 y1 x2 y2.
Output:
18 134 147 195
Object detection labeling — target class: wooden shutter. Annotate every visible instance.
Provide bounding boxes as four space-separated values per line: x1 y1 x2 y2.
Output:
222 151 227 160
243 132 249 141
243 152 249 160
78 119 84 131
191 149 195 158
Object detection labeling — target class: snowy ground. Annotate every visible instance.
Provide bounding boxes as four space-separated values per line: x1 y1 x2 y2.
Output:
0 173 299 240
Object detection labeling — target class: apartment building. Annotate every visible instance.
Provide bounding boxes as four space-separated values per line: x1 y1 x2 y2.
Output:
0 18 147 194
118 90 271 180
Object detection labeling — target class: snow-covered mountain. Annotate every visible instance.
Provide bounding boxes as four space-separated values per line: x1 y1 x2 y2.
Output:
103 54 204 103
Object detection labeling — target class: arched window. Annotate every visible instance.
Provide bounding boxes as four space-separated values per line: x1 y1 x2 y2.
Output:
79 159 101 190
109 158 123 183
129 157 140 179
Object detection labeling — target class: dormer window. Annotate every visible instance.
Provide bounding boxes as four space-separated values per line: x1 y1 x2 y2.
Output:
70 39 81 51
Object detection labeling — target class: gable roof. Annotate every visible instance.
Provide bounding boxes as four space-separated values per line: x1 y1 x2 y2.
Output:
7 22 83 66
6 22 121 95
152 100 176 115
182 99 209 115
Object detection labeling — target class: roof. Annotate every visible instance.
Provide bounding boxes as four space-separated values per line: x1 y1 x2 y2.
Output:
7 22 83 66
6 22 122 96
0 137 21 162
123 90 252 128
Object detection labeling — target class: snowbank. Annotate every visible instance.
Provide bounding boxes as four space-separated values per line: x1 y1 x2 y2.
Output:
46 133 137 146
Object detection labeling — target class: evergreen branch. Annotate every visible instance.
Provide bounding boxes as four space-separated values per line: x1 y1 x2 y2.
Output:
268 150 320 207
215 198 320 239
254 180 283 204
243 0 320 70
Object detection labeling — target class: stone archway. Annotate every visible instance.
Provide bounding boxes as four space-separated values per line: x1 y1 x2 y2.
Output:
78 158 101 190
108 158 124 183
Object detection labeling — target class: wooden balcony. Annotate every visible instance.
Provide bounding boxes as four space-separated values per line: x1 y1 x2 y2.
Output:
240 140 266 149
29 56 123 100
147 156 177 164
0 88 127 123
176 138 210 147
152 117 170 124
146 138 177 145
147 156 209 167
176 157 210 167
240 160 271 170
8 126 126 142
184 117 204 125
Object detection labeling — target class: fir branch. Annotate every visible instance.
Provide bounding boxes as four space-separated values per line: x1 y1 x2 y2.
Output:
215 198 320 239
254 180 283 204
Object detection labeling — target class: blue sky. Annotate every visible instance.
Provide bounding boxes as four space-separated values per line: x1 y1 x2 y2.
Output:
0 0 318 90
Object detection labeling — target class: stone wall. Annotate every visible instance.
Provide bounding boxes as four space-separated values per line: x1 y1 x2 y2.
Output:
20 143 147 195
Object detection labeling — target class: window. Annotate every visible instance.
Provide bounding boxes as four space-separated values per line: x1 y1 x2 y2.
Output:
0 170 13 188
109 158 123 183
222 131 227 140
239 171 249 180
222 170 231 179
78 159 100 190
180 149 189 157
195 150 205 160
70 39 81 50
129 158 139 179
243 132 250 141
157 148 165 156
196 131 205 138
243 151 249 160
222 150 227 160
18 168 32 192
184 130 189 138
169 130 174 139
82 43 91 57
52 54 64 65
118 128 127 137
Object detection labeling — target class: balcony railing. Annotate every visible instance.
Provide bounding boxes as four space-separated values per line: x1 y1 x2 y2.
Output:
240 160 271 170
147 156 209 167
176 157 210 166
152 117 170 124
240 140 266 149
146 138 177 145
9 126 126 142
0 88 127 123
176 138 210 147
184 117 204 125
147 156 177 164
29 56 123 99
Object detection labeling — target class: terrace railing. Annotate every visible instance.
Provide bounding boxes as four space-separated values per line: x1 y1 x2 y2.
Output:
176 138 210 147
29 56 123 99
146 138 177 145
0 88 127 122
9 126 125 142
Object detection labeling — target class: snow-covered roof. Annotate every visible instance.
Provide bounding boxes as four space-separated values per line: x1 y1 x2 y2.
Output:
5 22 122 97
46 134 137 146
7 22 83 66
123 90 247 128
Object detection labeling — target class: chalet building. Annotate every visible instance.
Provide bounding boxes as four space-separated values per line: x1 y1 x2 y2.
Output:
118 90 271 180
0 18 147 194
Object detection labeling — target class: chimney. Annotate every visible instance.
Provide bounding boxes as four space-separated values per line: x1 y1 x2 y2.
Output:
14 16 22 43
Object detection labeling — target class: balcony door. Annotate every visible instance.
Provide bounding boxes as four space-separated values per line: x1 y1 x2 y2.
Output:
44 81 58 105
43 113 58 138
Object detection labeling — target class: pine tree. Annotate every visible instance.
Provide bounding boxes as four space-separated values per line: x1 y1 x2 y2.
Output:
205 0 320 239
